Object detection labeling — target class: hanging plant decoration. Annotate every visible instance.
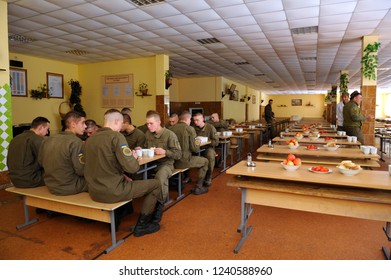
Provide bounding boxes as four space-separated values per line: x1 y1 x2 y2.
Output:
30 84 48 100
68 79 85 115
339 73 349 95
361 42 381 80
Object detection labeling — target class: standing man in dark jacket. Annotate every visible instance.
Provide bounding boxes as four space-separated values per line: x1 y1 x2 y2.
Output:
193 113 217 187
264 99 275 139
343 91 374 145
7 117 50 188
170 111 209 195
38 111 87 195
85 109 163 237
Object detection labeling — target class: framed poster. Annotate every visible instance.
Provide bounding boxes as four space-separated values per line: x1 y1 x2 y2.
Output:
10 68 27 97
230 90 239 101
47 72 64 98
252 94 256 104
291 99 302 106
101 74 134 108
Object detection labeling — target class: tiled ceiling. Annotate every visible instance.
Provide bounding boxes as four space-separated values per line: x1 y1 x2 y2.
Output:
7 0 391 94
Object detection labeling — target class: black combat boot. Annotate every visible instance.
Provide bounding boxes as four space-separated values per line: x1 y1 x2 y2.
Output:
150 202 164 224
133 214 160 237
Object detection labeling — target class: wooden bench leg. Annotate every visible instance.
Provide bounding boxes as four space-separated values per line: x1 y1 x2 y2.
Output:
176 171 185 201
16 196 38 230
104 210 125 254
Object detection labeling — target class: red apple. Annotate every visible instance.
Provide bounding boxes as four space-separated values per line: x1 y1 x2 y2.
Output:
293 158 301 165
287 154 296 161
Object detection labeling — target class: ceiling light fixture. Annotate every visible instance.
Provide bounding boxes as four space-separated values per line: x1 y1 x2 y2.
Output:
65 49 89 56
234 61 250 65
291 26 318 35
197 37 221 45
125 0 165 7
8 34 36 44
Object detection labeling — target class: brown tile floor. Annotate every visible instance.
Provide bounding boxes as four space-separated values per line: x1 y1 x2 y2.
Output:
0 139 390 260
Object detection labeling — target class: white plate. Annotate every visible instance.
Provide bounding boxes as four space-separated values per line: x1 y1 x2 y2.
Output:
307 167 332 174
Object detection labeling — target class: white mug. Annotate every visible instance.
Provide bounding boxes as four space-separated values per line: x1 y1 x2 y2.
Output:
370 146 377 155
347 136 353 142
147 149 154 158
142 149 148 157
136 149 142 158
352 136 357 143
362 146 370 155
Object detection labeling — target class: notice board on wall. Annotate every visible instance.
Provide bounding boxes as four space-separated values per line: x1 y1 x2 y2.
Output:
101 74 134 108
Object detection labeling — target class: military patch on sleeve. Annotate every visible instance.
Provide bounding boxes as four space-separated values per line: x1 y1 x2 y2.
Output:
78 153 85 164
121 144 132 156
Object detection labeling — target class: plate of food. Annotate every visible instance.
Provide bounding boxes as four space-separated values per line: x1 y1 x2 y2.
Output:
305 144 319 150
308 166 332 174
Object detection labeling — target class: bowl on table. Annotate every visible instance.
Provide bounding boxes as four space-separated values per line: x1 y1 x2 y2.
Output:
336 166 362 176
294 135 303 140
324 144 339 151
309 134 320 140
288 144 299 149
281 162 300 171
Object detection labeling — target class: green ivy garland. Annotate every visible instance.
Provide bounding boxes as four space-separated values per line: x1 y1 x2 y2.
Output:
361 42 381 80
30 84 48 100
339 73 349 95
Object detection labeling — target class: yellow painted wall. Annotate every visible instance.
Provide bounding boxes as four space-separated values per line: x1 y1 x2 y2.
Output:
79 56 158 127
0 0 9 91
270 94 325 119
9 53 78 134
247 87 261 121
221 77 246 122
174 76 220 102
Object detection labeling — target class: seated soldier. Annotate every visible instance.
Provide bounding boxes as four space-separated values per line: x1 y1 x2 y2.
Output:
208 113 228 132
38 111 88 195
85 109 163 237
192 112 218 187
80 119 100 141
144 111 182 202
7 116 50 188
165 112 179 129
170 111 209 195
208 112 228 167
121 113 146 149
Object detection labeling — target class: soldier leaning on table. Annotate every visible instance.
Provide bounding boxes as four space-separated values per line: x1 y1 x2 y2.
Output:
38 111 88 196
144 110 182 202
121 113 146 149
84 109 163 237
7 116 50 188
192 112 218 187
169 111 209 195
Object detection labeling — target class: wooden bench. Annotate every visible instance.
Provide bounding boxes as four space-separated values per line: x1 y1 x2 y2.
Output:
230 145 239 165
6 186 131 253
166 168 189 205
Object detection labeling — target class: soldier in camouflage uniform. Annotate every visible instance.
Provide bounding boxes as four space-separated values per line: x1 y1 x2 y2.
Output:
121 113 146 149
38 111 88 195
85 109 162 236
208 113 228 132
170 111 209 195
144 111 182 201
7 116 50 188
192 112 218 186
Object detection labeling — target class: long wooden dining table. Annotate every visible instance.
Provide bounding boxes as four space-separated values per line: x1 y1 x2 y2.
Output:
272 136 361 147
256 144 380 167
226 161 391 258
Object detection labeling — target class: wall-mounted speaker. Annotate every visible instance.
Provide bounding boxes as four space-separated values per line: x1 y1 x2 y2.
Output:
10 60 23 68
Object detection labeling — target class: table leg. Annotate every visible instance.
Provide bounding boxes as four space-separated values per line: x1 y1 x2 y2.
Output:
234 188 253 254
220 141 229 172
105 210 124 253
16 196 38 230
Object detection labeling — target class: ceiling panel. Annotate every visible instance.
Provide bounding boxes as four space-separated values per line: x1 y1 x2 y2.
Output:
6 0 391 94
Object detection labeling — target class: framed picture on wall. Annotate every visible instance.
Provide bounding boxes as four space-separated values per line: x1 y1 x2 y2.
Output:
47 72 64 98
10 68 27 97
291 99 302 106
252 94 256 104
230 90 239 101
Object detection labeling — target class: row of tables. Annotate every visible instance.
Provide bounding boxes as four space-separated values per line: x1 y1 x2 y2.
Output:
225 120 391 258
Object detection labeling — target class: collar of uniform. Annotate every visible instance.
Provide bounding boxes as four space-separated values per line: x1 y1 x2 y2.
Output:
59 130 75 136
98 127 112 132
153 127 166 138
